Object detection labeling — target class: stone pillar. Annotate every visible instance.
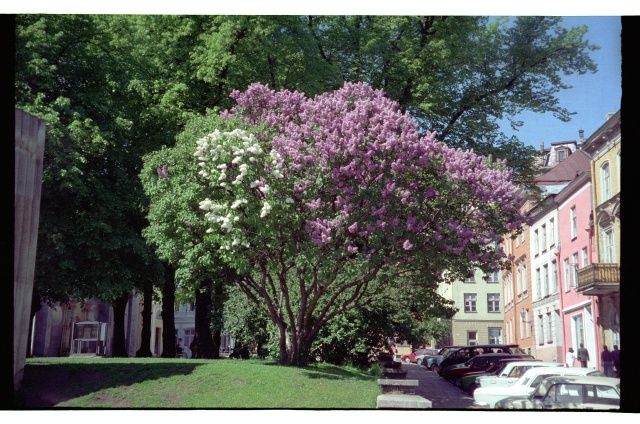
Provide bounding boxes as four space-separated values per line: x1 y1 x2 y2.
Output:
14 109 46 391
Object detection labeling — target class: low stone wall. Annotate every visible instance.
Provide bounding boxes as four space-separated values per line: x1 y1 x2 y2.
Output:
376 394 432 409
378 378 419 395
382 368 408 379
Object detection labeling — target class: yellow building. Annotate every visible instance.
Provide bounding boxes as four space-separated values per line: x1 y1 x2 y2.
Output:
577 110 621 350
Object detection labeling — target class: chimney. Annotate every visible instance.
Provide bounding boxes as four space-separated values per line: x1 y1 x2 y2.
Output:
540 141 544 153
579 129 585 142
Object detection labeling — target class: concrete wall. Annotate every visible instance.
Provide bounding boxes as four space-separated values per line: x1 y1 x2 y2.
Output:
14 109 46 391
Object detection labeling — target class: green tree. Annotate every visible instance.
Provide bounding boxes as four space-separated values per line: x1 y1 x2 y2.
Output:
16 15 172 356
306 16 597 183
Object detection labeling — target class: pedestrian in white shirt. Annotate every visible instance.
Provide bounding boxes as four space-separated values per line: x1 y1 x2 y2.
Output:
565 347 576 367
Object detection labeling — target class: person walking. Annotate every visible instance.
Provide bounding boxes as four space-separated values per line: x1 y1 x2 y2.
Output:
612 345 620 377
601 345 614 377
577 343 590 367
565 347 576 367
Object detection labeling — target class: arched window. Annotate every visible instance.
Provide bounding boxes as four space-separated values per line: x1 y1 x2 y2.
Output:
601 161 611 201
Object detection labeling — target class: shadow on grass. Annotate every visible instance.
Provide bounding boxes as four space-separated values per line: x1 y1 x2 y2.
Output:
261 360 376 381
14 359 207 409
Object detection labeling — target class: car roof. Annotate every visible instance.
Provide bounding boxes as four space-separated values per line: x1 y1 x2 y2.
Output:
472 353 528 358
542 375 620 385
536 375 620 395
498 357 539 363
520 366 599 378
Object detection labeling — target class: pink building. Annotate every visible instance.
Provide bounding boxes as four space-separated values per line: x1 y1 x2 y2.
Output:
554 167 600 369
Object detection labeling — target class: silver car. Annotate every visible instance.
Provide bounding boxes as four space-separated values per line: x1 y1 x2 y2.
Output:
495 375 620 410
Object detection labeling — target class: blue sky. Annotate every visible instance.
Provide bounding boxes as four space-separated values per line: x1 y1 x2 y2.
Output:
497 16 622 150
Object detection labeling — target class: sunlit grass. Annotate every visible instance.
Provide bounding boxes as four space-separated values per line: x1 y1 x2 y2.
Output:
16 357 381 409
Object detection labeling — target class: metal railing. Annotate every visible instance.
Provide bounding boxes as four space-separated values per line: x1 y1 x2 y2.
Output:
576 263 620 292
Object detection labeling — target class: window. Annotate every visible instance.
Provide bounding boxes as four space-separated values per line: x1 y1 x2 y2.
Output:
467 331 478 346
601 228 615 263
538 315 544 345
486 270 499 283
546 312 553 343
488 293 500 312
542 265 549 297
464 293 477 312
581 247 588 268
574 314 585 349
525 310 531 338
535 268 541 299
522 264 527 292
521 231 525 243
570 206 577 239
563 259 571 292
534 229 539 255
541 224 547 252
519 312 525 340
557 149 567 162
551 260 558 294
572 253 579 288
183 328 195 348
516 265 522 295
601 161 611 201
549 218 555 246
464 268 476 283
488 327 502 344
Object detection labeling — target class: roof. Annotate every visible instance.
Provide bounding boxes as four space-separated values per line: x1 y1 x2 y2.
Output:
534 149 591 184
520 366 600 378
540 375 620 386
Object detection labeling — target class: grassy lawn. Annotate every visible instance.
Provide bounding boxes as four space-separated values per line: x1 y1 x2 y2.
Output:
15 357 381 409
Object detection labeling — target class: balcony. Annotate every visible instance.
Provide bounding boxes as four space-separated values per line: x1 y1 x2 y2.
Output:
576 263 620 296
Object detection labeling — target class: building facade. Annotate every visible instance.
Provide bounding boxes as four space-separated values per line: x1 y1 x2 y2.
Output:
30 294 238 358
529 195 564 363
555 170 600 369
577 111 621 353
502 190 536 357
446 267 504 346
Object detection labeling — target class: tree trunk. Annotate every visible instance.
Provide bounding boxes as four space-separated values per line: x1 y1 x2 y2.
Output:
161 265 176 358
210 281 225 359
111 292 130 357
194 279 215 359
135 278 154 357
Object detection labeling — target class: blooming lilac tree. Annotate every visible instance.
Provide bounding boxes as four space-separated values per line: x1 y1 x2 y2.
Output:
195 82 528 365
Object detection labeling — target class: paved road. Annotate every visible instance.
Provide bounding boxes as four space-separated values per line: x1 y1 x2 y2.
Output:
402 363 475 409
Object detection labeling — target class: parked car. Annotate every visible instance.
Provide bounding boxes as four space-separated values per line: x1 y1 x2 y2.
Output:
460 358 541 394
400 348 437 364
441 353 535 387
423 346 464 372
437 344 526 375
495 375 620 410
414 349 440 365
473 366 605 409
474 360 559 392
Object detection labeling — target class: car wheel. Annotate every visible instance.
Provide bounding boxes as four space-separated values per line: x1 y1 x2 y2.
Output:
403 358 411 364
468 383 478 395
454 377 462 388
416 358 422 366
431 364 440 373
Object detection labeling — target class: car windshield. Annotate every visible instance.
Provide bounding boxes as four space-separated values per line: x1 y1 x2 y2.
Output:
487 361 508 374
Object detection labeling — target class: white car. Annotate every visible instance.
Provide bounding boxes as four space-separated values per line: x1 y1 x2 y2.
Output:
474 361 558 390
495 375 620 410
473 366 604 409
